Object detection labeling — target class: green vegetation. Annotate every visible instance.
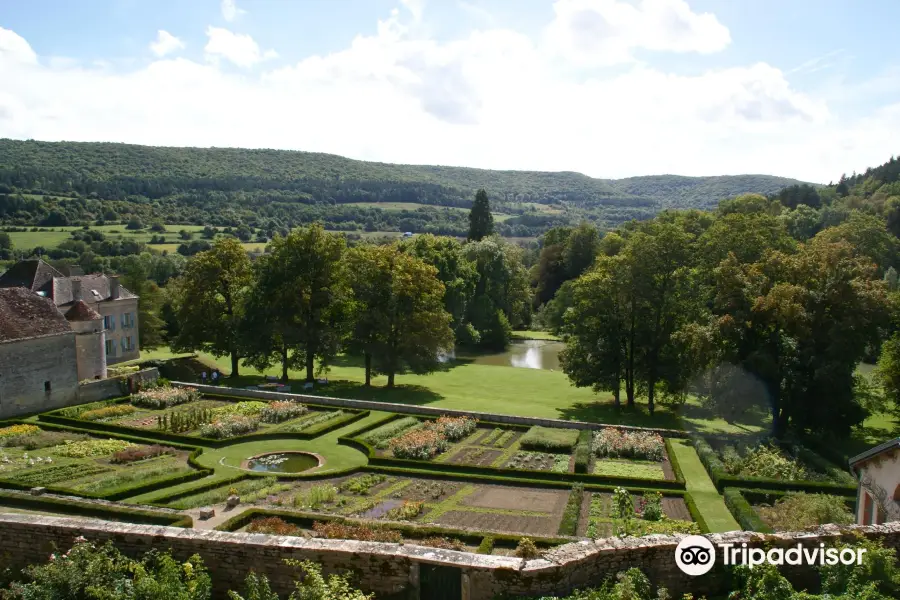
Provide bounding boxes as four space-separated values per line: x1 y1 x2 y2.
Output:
754 492 855 532
520 426 579 452
592 460 665 480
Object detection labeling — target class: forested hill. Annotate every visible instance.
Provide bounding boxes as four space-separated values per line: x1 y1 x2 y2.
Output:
0 139 806 236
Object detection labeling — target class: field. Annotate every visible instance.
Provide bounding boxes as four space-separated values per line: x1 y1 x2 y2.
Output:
344 202 515 221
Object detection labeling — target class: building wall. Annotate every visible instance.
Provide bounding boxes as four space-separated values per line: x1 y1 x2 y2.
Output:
0 515 899 600
0 333 80 418
94 297 139 365
77 368 159 404
71 320 106 381
856 448 900 524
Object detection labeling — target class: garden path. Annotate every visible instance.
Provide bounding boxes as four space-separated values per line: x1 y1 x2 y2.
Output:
667 439 739 533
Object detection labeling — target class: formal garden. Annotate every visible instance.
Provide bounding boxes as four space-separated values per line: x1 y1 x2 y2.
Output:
0 381 863 559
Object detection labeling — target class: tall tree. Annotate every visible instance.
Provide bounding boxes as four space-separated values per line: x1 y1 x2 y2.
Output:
169 238 252 377
256 224 351 383
467 189 494 242
118 255 166 350
347 244 454 387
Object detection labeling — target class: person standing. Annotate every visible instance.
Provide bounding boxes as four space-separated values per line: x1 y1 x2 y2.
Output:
212 370 219 385
200 371 207 385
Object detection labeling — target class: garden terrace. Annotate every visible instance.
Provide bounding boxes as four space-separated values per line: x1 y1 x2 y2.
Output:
724 488 857 534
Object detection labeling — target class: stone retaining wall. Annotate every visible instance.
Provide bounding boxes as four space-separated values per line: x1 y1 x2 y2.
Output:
174 382 686 438
0 514 897 600
79 368 159 404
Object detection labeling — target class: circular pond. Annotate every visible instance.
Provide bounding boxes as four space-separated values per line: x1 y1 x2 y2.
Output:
245 451 321 473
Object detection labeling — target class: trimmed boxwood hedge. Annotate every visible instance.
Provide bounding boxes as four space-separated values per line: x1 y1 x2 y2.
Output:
143 472 262 505
215 507 571 548
477 535 495 554
690 434 857 496
0 490 193 527
573 430 591 475
558 484 584 536
682 492 711 534
723 488 773 533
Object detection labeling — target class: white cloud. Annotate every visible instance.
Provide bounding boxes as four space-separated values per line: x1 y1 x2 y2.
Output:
0 6 896 184
544 0 731 66
204 26 277 68
221 0 245 22
149 30 185 57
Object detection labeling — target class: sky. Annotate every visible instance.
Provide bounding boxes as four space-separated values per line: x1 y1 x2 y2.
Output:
1 0 898 184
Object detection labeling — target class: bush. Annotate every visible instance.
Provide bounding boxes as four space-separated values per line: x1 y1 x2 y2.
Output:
131 386 200 409
593 429 665 462
246 517 301 536
419 536 466 551
339 474 386 495
573 429 592 474
389 428 449 460
80 404 136 421
53 438 137 458
728 444 809 481
199 415 260 439
520 426 579 452
638 491 663 522
514 537 541 559
214 401 269 418
111 444 175 464
723 488 772 533
558 484 584 536
385 501 424 521
477 536 495 555
259 401 308 424
426 416 477 442
311 521 402 543
755 492 855 531
0 430 90 450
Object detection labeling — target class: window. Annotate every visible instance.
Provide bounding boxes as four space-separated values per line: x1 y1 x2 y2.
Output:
44 381 51 394
122 336 134 353
121 313 126 328
103 315 111 330
105 339 114 356
864 491 875 525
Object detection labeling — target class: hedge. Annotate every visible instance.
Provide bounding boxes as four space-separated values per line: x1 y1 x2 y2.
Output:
0 490 192 528
689 434 857 496
664 438 685 484
739 488 856 514
558 484 584 536
477 536 495 555
573 430 591 474
361 464 688 497
215 508 570 548
682 492 711 534
144 472 261 505
723 488 773 533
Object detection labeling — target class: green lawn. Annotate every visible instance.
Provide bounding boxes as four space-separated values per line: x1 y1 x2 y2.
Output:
593 459 665 480
511 330 561 341
667 439 740 533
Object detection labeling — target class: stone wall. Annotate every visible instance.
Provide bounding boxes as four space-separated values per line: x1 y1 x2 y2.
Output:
0 333 79 419
77 367 159 404
176 382 686 438
1 514 897 600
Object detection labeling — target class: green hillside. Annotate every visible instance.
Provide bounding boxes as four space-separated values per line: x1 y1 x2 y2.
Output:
0 139 807 237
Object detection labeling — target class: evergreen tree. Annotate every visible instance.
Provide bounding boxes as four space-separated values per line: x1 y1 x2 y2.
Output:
467 189 494 241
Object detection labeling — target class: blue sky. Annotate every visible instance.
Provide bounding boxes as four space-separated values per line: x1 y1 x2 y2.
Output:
1 0 898 182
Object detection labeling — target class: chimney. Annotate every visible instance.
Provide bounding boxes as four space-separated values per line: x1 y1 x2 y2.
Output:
72 279 83 302
109 276 120 300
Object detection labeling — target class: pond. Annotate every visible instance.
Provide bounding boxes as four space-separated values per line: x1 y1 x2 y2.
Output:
247 452 320 473
456 340 564 370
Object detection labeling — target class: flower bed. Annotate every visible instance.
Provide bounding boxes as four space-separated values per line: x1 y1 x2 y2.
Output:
199 414 260 439
259 401 308 424
389 428 449 460
80 405 136 421
426 416 477 442
111 444 176 464
131 387 200 409
53 438 137 458
360 417 421 448
593 428 665 462
0 424 40 440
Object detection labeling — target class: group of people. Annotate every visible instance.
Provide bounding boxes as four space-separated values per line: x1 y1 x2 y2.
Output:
199 370 221 385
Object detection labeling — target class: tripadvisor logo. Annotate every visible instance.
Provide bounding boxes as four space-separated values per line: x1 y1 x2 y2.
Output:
674 535 867 577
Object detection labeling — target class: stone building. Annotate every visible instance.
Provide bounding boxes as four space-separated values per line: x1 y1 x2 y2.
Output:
0 259 140 365
64 296 107 381
850 438 900 525
0 288 79 417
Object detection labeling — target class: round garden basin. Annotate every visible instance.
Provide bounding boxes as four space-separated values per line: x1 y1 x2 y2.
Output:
245 451 321 473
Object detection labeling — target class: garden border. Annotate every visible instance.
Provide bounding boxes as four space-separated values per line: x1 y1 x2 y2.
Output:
0 489 193 527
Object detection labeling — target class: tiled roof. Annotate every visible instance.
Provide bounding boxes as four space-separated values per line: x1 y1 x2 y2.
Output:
0 288 72 343
0 259 63 294
54 275 137 306
64 300 102 322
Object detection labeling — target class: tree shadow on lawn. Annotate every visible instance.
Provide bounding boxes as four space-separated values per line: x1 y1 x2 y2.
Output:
326 353 475 372
556 400 683 430
223 375 445 406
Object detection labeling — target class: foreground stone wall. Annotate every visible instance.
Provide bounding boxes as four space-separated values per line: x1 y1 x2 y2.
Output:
0 514 897 600
78 367 159 404
176 382 686 438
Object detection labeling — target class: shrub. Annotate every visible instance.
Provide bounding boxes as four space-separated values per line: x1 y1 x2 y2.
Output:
755 492 855 531
477 536 495 555
131 386 200 409
385 501 424 521
730 444 808 481
520 426 579 452
80 404 137 421
292 484 338 509
339 474 386 495
389 428 449 460
246 517 301 536
419 537 466 551
111 444 175 464
639 491 663 522
573 429 592 474
514 537 541 559
199 415 260 439
559 484 584 536
282 559 374 600
214 401 268 418
259 401 308 424
360 417 420 448
593 429 665 461
0 424 40 440
0 430 90 450
426 416 477 442
311 521 402 543
52 438 136 458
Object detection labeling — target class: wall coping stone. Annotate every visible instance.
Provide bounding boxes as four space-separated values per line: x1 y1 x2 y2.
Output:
173 382 687 437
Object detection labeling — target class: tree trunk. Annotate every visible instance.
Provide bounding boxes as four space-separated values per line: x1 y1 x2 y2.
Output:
387 371 395 388
230 352 240 378
613 385 621 409
647 376 656 416
627 307 636 407
281 345 289 383
365 352 372 387
306 351 314 383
